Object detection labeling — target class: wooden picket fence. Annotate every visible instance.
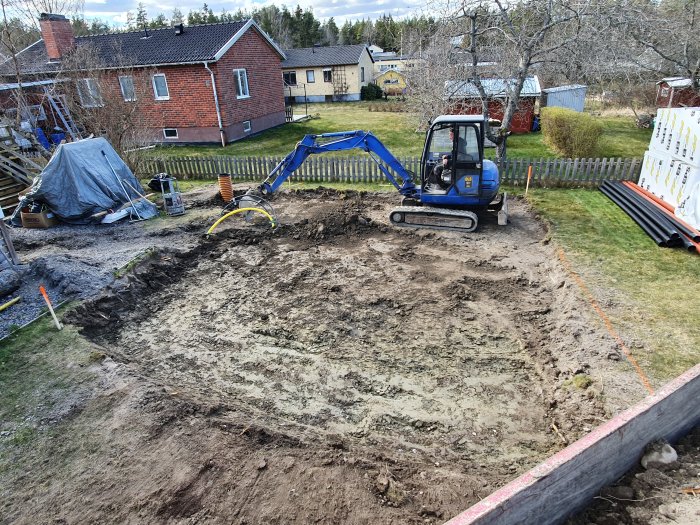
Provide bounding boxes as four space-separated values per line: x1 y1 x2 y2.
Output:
141 156 643 186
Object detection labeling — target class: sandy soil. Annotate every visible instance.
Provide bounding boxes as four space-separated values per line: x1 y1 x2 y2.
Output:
0 187 669 524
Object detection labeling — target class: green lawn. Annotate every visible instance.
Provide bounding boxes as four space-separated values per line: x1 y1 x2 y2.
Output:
525 187 700 380
149 102 652 160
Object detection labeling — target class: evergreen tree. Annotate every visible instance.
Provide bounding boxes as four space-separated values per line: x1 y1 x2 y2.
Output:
171 8 184 25
321 17 339 46
339 20 355 44
135 2 148 29
149 14 168 29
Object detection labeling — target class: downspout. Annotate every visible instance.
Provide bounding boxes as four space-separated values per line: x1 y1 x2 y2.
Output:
203 61 226 147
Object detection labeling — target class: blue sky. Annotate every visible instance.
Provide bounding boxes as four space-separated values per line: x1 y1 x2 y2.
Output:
82 0 424 27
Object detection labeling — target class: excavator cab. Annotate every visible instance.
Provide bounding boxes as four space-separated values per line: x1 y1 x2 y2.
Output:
421 116 486 199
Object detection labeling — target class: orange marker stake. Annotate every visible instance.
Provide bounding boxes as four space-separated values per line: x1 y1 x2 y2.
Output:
525 165 533 196
39 285 62 330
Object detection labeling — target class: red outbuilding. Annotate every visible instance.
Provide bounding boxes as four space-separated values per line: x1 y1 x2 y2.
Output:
445 76 541 134
656 77 700 108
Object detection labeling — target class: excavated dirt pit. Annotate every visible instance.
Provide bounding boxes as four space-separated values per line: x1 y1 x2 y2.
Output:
55 189 641 523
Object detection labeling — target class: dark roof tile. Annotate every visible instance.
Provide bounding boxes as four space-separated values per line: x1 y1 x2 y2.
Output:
1 20 282 76
282 45 371 68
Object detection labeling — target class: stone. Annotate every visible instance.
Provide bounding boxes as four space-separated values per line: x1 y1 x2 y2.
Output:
375 474 390 494
0 268 21 297
641 440 678 469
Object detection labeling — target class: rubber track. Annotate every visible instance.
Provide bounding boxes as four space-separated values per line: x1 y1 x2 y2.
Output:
389 206 478 233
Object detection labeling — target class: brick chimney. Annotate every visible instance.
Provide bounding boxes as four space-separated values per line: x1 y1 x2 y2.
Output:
39 13 75 60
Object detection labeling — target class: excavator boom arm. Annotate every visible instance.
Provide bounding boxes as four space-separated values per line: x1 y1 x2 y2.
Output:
258 131 419 197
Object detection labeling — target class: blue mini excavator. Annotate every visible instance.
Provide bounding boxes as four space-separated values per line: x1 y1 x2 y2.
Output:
236 115 507 232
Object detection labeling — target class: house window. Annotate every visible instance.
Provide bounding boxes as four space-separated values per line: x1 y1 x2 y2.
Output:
361 67 365 82
152 74 169 100
243 120 251 133
77 78 103 107
163 128 178 139
306 70 315 83
660 87 670 97
283 71 297 86
323 69 332 82
119 75 136 101
234 68 250 98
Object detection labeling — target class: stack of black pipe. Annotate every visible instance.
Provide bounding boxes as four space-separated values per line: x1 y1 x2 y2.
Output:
600 181 699 251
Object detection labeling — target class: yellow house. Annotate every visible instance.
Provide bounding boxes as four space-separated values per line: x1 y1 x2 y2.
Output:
282 44 374 102
374 69 407 96
371 52 423 76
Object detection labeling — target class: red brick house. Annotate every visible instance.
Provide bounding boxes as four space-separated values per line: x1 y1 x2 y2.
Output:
445 76 541 134
656 77 700 108
0 13 287 145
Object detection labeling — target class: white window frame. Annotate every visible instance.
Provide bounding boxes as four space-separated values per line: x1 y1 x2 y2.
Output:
243 120 251 133
306 70 315 83
77 78 103 108
323 68 332 83
119 75 136 102
152 73 170 101
233 68 250 99
283 71 297 86
163 128 178 139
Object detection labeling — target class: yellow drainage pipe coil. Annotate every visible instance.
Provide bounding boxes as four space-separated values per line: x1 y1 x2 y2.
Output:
206 207 277 235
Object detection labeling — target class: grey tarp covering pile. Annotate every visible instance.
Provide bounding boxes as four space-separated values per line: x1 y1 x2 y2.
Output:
18 137 156 224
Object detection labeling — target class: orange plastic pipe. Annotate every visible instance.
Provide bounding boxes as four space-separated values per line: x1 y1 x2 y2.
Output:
622 181 674 212
623 181 700 240
218 174 233 203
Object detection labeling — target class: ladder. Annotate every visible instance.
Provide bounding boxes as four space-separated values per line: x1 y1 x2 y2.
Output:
44 88 81 141
332 66 348 97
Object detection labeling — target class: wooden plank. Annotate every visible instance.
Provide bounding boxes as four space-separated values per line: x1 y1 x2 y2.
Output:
597 158 608 186
631 158 642 182
444 364 700 525
0 156 33 186
540 158 548 184
612 157 621 181
0 220 19 265
563 158 572 185
0 142 44 172
622 158 631 182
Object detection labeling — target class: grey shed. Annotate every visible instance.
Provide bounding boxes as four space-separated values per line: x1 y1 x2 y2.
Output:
541 85 587 112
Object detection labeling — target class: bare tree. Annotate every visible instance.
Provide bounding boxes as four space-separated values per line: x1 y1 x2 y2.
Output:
3 0 83 28
53 43 158 171
609 0 700 91
405 0 587 161
1 0 35 125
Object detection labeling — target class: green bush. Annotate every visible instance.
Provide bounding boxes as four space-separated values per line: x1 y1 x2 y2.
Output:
361 83 384 101
541 107 603 158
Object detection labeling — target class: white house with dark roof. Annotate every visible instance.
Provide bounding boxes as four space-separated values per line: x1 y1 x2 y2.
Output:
281 44 374 102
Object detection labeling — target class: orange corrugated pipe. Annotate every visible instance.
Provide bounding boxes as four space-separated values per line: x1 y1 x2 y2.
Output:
218 173 233 203
623 180 700 241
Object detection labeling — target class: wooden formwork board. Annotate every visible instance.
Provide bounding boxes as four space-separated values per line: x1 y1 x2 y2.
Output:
443 364 700 525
